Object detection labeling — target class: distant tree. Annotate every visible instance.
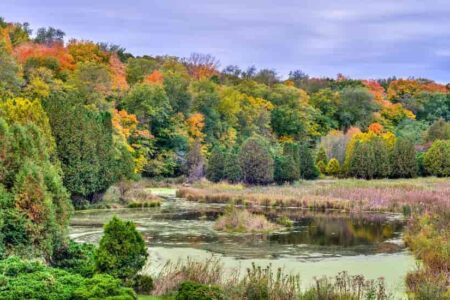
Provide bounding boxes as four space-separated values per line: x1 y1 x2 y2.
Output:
253 69 279 86
390 138 418 178
337 87 378 130
185 53 219 79
424 118 450 142
163 71 192 115
95 216 148 283
415 93 450 122
186 140 205 182
298 143 319 180
423 140 450 177
0 48 22 97
239 136 274 185
34 27 65 45
394 119 428 145
125 57 158 85
326 158 340 177
223 149 242 183
206 146 225 182
315 146 328 166
274 143 300 184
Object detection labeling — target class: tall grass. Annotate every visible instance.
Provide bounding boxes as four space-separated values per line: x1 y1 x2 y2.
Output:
214 205 279 233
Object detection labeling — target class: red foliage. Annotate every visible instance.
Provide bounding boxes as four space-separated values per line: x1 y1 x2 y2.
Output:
13 42 75 70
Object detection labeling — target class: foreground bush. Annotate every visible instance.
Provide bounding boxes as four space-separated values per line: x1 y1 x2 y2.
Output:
95 216 148 283
0 257 136 300
51 240 96 277
176 281 224 300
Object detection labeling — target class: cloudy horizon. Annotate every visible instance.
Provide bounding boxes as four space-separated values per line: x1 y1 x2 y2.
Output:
1 0 449 82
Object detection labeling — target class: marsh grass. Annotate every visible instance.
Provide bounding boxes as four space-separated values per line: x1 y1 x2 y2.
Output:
177 177 450 213
150 257 391 300
214 205 280 233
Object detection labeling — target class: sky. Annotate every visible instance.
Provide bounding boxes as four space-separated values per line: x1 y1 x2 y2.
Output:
1 0 449 82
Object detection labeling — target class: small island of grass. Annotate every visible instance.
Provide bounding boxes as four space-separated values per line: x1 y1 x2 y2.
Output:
214 205 280 233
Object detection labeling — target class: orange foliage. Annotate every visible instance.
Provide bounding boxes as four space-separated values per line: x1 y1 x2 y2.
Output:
13 42 75 70
368 122 384 135
109 53 129 91
112 109 152 140
388 79 448 101
0 27 13 53
346 126 362 137
187 113 205 142
144 70 164 85
362 80 385 104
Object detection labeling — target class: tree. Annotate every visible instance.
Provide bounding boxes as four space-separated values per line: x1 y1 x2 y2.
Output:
239 136 274 185
326 158 340 177
274 143 300 184
186 140 205 182
223 149 241 183
424 118 450 142
315 146 328 166
423 140 450 177
390 138 417 178
34 27 65 45
206 146 225 182
348 137 390 179
95 216 148 282
0 47 22 98
298 143 319 180
337 87 378 130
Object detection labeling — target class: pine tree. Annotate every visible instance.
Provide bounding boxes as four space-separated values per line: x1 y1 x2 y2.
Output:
223 149 241 183
298 143 319 180
390 138 417 178
206 146 225 182
239 135 274 185
326 158 340 177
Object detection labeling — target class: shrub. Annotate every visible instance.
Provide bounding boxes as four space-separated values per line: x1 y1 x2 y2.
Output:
325 158 340 177
298 143 319 179
176 281 224 300
95 216 148 282
390 138 417 178
206 146 225 183
423 140 450 177
239 136 274 185
132 274 154 294
223 149 241 183
274 154 300 184
50 240 96 277
73 274 137 300
315 146 328 166
348 137 390 179
316 160 326 175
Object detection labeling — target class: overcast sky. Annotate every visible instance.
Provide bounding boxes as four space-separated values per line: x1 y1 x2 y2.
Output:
1 0 449 82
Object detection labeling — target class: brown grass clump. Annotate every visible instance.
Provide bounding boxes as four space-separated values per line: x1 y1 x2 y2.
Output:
214 206 280 233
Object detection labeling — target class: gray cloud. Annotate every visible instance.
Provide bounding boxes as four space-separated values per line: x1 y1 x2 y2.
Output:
1 0 449 82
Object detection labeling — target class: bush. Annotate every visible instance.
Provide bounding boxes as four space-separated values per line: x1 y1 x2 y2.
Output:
73 274 137 300
423 140 450 177
390 138 417 178
95 216 148 282
176 281 224 300
132 274 154 294
51 240 96 277
206 147 225 183
348 137 390 179
316 160 326 175
315 146 328 166
223 149 241 183
239 136 274 185
298 143 319 179
274 146 300 184
325 158 340 177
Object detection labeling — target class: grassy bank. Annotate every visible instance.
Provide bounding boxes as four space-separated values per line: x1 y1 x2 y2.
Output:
177 177 450 213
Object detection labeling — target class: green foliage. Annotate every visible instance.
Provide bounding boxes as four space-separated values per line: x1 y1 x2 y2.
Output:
186 140 205 182
337 87 378 130
423 140 450 177
315 146 328 166
424 118 450 142
325 158 340 177
348 137 390 179
51 240 96 277
390 138 418 178
176 281 224 300
394 119 428 144
132 274 154 295
223 149 242 183
415 92 450 123
126 57 158 85
298 143 319 180
239 136 274 185
0 49 22 98
73 274 137 300
316 160 326 175
95 216 148 282
206 147 225 182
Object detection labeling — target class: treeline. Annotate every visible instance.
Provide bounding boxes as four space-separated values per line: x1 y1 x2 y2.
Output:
0 17 449 200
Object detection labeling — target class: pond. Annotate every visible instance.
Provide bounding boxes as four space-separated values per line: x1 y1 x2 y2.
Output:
70 188 416 298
